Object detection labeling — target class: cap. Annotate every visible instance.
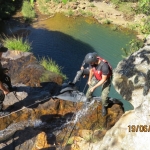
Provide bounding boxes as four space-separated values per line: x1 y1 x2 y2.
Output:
0 43 8 52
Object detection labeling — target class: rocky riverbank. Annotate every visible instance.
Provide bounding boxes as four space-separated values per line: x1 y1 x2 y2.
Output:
36 0 148 40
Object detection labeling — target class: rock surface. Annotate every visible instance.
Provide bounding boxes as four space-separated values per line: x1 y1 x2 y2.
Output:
0 50 124 150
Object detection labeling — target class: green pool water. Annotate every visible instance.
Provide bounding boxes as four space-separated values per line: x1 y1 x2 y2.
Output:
0 13 136 111
32 13 135 111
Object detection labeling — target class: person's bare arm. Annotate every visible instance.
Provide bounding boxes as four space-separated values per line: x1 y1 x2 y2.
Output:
90 74 107 92
87 69 94 85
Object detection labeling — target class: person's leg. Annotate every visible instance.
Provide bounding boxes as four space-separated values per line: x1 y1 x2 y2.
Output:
3 74 12 89
86 76 99 101
101 77 112 116
0 90 10 116
0 90 5 111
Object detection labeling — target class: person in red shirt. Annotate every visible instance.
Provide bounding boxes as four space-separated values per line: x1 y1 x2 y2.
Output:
84 52 112 116
69 52 112 116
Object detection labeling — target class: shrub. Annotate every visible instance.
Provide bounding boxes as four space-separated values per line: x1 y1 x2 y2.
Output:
39 57 67 80
3 36 31 52
121 39 144 58
140 17 150 34
21 1 36 21
137 0 150 15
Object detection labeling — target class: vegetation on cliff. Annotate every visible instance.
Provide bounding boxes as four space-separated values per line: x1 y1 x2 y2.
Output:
39 57 67 80
2 36 31 52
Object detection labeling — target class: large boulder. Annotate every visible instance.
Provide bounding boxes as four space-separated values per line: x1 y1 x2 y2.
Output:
2 50 63 86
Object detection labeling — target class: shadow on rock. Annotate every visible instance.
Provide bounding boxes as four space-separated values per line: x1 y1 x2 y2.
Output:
4 82 60 112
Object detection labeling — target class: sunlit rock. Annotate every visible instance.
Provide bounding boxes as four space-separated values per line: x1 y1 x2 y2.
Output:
32 132 51 150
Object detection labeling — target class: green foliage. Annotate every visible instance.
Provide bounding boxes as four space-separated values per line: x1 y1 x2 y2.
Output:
53 0 61 3
67 137 74 145
30 0 34 6
111 0 150 15
103 19 112 24
3 36 31 52
39 57 67 80
44 0 51 2
21 1 36 21
121 39 144 58
140 17 150 34
86 11 93 17
137 0 150 15
62 0 67 4
110 0 138 3
36 0 49 14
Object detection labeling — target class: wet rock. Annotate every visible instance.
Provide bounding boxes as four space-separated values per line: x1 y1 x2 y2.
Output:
56 101 124 145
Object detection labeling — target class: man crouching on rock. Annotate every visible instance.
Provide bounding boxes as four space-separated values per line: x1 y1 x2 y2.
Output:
84 52 113 116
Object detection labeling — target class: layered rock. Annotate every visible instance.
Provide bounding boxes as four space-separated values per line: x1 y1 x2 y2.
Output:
0 50 124 150
2 50 63 86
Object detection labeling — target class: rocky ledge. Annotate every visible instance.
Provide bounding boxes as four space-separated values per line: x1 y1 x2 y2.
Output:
0 50 124 150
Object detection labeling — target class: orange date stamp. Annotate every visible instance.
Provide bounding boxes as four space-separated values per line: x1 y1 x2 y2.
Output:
128 125 150 132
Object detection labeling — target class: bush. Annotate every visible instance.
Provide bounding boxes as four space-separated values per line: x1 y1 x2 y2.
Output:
142 17 150 34
137 0 150 15
39 57 67 80
0 0 22 19
21 1 36 21
121 39 144 58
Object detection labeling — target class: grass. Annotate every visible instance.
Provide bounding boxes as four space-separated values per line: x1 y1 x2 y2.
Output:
3 36 31 52
39 57 67 80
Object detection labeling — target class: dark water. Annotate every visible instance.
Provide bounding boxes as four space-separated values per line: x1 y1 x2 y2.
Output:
0 13 135 111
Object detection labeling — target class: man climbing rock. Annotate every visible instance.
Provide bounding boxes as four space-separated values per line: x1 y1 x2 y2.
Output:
83 52 113 116
69 52 112 116
0 43 15 116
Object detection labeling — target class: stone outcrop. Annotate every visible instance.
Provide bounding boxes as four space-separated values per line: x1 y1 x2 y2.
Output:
2 50 63 87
